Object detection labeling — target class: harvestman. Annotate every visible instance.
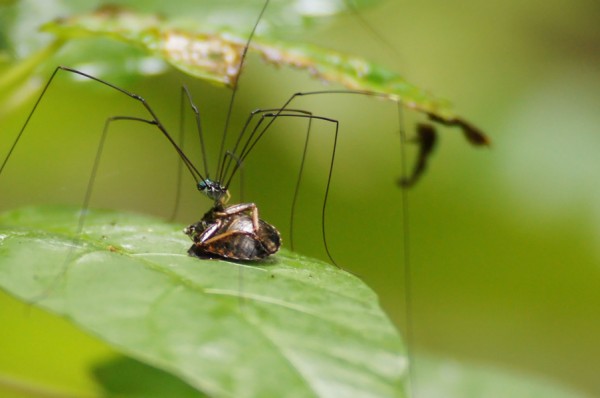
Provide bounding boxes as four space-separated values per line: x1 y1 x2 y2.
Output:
0 1 488 264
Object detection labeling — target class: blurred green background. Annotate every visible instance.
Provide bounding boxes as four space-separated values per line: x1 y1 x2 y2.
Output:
1 0 599 396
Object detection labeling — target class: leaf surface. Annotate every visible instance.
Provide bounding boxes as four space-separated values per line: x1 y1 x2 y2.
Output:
0 206 408 398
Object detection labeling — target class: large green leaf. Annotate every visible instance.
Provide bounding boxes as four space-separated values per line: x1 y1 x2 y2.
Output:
0 206 408 398
0 207 587 397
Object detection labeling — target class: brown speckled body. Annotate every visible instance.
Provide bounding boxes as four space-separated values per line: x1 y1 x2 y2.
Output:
185 203 280 261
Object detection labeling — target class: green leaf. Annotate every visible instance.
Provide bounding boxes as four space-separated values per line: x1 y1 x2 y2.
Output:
0 206 408 398
93 356 208 397
414 356 590 398
0 2 489 145
40 5 457 121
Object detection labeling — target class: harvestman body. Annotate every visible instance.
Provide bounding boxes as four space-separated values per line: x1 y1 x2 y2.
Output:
185 202 281 260
184 179 280 260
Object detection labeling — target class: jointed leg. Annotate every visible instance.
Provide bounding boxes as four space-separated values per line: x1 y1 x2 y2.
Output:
215 203 259 232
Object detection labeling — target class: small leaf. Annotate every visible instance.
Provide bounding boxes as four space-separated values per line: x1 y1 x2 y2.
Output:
93 356 208 397
0 206 408 398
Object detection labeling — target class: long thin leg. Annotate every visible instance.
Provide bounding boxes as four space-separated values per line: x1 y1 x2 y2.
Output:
223 109 341 267
218 109 318 252
252 89 487 160
80 115 158 232
226 92 386 203
0 66 206 187
220 90 449 269
290 114 312 252
33 115 158 302
216 0 271 181
181 86 210 177
219 108 315 186
170 85 210 221
397 101 416 398
222 150 247 202
227 111 328 187
0 66 65 175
